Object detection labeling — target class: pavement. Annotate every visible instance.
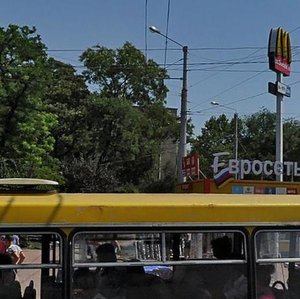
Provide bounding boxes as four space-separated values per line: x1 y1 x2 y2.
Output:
17 249 41 298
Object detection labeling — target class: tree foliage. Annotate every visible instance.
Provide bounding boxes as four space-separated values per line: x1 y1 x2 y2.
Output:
191 114 237 178
51 42 177 192
4 24 300 190
241 109 276 161
0 25 60 180
0 25 178 191
81 42 168 106
47 42 178 191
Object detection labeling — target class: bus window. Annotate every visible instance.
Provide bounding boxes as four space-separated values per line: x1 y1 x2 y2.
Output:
255 230 300 299
72 230 248 299
0 232 63 299
165 231 247 299
72 232 165 299
165 231 246 261
73 232 162 264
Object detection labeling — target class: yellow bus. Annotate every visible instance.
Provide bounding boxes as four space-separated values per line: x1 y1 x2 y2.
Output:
1 179 300 299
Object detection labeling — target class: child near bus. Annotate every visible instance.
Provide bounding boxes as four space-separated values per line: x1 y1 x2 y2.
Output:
5 235 25 265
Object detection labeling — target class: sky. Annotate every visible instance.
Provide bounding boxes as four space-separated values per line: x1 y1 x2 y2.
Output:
2 1 300 137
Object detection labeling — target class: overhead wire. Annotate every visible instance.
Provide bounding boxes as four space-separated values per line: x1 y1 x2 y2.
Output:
45 45 300 52
188 25 300 113
44 24 300 119
188 47 267 111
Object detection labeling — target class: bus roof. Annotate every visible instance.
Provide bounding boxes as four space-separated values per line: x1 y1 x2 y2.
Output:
0 193 300 227
0 178 59 185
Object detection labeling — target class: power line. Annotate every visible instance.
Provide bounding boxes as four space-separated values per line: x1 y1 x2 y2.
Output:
188 30 300 111
46 45 300 53
188 47 266 107
189 79 300 117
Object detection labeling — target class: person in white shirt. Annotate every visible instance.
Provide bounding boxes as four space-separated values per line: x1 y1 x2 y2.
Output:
5 235 25 264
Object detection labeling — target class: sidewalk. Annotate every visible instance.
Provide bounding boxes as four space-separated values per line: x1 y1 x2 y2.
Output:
17 249 41 298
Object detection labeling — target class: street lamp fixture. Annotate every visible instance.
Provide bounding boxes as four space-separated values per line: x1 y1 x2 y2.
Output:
149 26 160 34
211 101 239 179
149 25 188 183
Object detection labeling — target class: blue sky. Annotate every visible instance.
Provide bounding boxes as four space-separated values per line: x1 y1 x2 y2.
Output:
2 1 300 137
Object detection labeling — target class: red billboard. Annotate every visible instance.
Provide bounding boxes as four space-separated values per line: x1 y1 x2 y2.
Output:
182 153 199 178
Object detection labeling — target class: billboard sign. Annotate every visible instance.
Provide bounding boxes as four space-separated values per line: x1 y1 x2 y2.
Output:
212 152 300 180
268 27 292 76
182 153 199 178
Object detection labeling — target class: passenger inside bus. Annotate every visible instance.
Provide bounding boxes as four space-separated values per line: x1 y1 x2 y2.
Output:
95 243 126 299
211 236 233 259
206 236 247 299
96 243 117 263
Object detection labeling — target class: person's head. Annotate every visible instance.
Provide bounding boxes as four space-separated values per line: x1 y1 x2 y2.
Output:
96 243 117 262
211 236 232 259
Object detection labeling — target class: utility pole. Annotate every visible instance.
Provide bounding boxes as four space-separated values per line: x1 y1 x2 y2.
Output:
149 26 188 183
178 45 188 183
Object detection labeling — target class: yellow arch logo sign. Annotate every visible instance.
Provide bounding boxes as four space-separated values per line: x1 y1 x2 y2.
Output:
268 27 292 76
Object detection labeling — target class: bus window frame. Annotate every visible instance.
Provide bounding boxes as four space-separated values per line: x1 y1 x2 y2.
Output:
0 228 66 297
70 226 249 268
252 226 300 299
70 226 250 299
254 227 300 262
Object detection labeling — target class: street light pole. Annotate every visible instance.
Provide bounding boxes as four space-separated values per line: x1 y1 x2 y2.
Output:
179 45 188 183
276 72 284 182
149 26 188 183
211 101 238 179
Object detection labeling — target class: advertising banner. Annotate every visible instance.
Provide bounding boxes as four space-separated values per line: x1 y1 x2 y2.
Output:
182 153 199 178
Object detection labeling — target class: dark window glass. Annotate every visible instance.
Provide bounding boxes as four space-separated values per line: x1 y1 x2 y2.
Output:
255 230 300 299
72 230 248 299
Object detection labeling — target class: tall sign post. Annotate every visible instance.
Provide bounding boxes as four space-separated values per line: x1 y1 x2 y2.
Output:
268 27 292 182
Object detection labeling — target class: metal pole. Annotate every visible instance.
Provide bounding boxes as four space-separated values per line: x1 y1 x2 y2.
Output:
276 72 283 182
178 46 188 183
234 112 238 179
149 26 188 183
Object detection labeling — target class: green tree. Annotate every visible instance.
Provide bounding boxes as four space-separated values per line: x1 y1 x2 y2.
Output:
66 42 178 191
239 109 300 180
80 42 168 106
45 59 90 160
283 119 300 164
191 114 235 177
60 96 160 192
0 25 60 179
240 109 276 161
